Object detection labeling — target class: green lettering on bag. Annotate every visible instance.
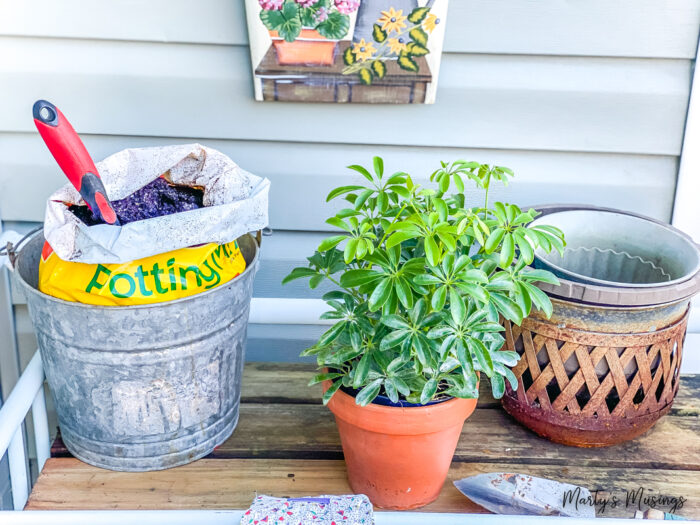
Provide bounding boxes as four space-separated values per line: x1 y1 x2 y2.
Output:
85 265 112 294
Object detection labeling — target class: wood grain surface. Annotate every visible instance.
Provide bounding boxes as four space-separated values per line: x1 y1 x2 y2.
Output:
32 363 700 518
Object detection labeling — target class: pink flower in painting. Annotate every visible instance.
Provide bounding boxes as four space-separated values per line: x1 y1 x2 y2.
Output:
259 0 284 10
295 0 318 6
315 6 329 22
334 0 360 14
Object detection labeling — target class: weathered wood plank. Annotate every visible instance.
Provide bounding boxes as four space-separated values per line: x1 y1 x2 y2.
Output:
240 363 700 414
2 0 698 59
0 40 690 156
51 398 700 470
25 458 700 519
240 362 500 407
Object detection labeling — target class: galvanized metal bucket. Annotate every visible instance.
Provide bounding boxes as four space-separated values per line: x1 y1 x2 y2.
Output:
12 231 260 471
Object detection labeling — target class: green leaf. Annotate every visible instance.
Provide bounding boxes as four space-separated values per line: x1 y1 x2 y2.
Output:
356 378 383 406
485 227 506 253
260 2 302 42
340 269 384 287
431 285 447 310
490 374 505 399
455 283 488 303
499 233 515 268
316 11 350 39
322 380 342 405
449 288 466 325
494 363 519 392
395 277 414 309
372 23 387 43
491 292 523 324
326 185 364 201
513 230 534 264
406 42 429 56
344 238 358 263
359 68 373 85
354 188 374 210
300 5 319 27
420 377 438 404
409 26 429 46
369 278 393 311
308 274 324 289
353 352 372 388
424 235 440 266
408 6 431 23
467 337 493 376
381 315 410 330
318 322 346 347
397 52 419 72
414 273 443 286
318 235 347 252
380 329 410 350
309 372 343 385
347 164 374 183
371 60 387 79
282 267 317 284
384 378 399 403
521 281 554 318
521 269 560 286
343 46 356 65
326 216 352 232
373 156 384 178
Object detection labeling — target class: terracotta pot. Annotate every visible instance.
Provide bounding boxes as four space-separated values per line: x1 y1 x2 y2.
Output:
269 29 338 66
324 383 477 510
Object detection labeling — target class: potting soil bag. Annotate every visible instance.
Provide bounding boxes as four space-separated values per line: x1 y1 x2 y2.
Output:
38 239 246 306
43 143 270 264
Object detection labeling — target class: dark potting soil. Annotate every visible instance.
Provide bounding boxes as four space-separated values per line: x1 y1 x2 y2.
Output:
69 177 204 226
339 384 453 408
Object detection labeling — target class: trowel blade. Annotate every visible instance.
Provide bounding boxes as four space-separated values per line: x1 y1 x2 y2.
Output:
454 472 596 518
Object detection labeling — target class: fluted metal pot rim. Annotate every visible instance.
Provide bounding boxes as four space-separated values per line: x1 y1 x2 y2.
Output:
530 204 700 306
12 230 260 311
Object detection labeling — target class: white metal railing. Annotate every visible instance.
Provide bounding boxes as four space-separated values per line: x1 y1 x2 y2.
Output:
0 350 50 511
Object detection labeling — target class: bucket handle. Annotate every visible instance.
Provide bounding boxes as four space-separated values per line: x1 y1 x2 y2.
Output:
0 225 42 271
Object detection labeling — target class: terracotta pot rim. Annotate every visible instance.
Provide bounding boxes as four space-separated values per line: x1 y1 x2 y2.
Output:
269 28 340 43
324 381 477 435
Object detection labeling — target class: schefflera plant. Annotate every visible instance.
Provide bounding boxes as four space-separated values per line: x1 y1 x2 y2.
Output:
284 158 565 406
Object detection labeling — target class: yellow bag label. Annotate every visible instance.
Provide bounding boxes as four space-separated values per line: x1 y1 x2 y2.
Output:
39 240 247 306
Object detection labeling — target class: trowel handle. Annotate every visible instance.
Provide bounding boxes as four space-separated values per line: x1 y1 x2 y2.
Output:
32 100 119 225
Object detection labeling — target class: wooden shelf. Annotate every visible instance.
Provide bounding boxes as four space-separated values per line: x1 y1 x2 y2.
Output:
28 363 700 518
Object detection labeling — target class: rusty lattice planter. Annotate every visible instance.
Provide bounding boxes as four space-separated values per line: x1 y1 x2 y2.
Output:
501 301 688 447
501 205 699 447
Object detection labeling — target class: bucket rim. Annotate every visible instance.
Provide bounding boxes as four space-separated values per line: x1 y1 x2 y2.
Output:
13 231 261 310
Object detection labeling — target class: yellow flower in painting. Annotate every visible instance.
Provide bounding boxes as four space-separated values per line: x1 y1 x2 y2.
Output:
388 37 407 55
353 38 377 62
424 13 440 33
377 7 407 33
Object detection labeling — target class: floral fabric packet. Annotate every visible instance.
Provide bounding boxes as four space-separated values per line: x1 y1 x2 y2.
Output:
240 495 374 525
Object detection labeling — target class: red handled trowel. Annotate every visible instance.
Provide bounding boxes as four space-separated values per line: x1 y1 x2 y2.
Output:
33 99 120 225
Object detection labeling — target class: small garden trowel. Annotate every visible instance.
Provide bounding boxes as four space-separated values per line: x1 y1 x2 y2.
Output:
454 473 596 518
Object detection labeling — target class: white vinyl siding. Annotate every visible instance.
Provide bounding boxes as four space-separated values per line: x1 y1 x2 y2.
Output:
0 0 698 366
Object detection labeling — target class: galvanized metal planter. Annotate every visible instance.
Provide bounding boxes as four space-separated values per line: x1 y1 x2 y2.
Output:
13 232 260 471
501 205 700 447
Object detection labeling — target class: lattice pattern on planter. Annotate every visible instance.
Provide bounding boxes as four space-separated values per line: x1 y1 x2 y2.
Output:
502 311 688 419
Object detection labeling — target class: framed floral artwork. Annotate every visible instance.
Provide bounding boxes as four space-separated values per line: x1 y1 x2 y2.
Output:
244 0 449 104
